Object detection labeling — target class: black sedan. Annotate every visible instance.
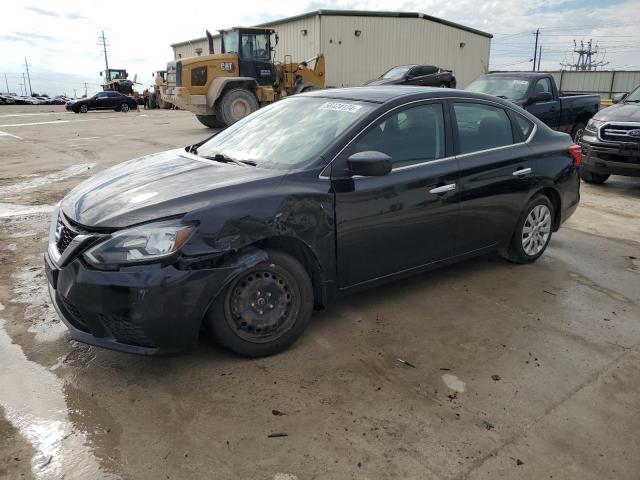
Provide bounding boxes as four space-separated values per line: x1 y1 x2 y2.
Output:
46 87 580 357
66 91 137 113
364 64 457 88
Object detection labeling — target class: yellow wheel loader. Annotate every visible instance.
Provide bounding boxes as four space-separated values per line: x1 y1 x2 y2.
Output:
163 27 325 128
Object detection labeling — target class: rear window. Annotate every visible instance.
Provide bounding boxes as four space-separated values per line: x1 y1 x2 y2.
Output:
453 102 515 154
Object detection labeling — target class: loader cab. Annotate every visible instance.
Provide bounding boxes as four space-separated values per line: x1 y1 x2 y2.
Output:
220 27 276 86
102 69 128 81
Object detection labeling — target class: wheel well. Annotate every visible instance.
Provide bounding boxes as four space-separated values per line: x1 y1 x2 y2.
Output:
215 81 256 106
575 114 591 128
255 236 325 308
538 187 562 230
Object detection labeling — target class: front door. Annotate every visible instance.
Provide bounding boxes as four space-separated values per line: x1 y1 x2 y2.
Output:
525 77 560 129
451 100 537 252
334 101 459 288
239 31 275 86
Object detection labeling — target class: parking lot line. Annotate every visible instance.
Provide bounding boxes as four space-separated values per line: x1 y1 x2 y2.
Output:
0 130 22 139
0 119 95 128
0 112 74 118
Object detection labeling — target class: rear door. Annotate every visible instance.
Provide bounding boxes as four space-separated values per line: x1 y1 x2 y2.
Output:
334 100 459 288
525 77 561 129
451 100 537 253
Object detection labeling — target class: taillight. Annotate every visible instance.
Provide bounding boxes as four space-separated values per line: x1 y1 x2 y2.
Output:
568 143 582 166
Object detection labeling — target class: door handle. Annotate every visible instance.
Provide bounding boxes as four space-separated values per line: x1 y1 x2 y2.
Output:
512 168 532 177
429 183 456 194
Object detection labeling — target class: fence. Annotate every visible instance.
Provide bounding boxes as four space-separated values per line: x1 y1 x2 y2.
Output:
546 70 640 99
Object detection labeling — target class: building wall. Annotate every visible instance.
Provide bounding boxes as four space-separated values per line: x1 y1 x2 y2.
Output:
320 15 491 88
171 14 491 88
173 38 218 60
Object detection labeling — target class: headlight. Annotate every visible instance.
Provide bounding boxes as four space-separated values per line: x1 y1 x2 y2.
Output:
84 219 194 267
585 118 604 132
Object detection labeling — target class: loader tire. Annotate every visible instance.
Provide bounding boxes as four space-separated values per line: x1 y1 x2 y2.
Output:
196 115 227 129
216 88 259 126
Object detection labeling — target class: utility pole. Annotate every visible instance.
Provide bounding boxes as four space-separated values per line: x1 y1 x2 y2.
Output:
73 88 77 99
532 29 540 72
537 45 542 71
4 74 9 94
22 73 28 95
98 30 110 71
24 57 33 96
19 83 24 95
83 82 88 97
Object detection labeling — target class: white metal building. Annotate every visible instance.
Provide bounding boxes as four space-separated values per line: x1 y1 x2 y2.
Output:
170 10 492 88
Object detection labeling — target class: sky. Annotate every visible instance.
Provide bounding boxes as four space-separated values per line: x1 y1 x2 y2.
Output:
2 0 639 97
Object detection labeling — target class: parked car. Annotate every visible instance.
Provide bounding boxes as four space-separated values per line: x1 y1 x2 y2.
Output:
0 95 14 105
364 65 456 88
49 97 67 105
46 87 580 357
577 84 640 183
66 91 138 113
466 73 600 141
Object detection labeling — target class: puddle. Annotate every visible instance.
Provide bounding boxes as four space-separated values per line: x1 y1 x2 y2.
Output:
11 260 66 342
0 203 54 218
0 163 96 197
442 374 467 393
0 319 116 479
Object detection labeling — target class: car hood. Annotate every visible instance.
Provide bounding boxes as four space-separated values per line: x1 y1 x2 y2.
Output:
594 102 640 122
60 149 284 229
363 78 402 86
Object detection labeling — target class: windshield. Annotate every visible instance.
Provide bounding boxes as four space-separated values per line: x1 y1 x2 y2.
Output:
466 77 531 101
196 97 375 169
625 86 640 102
381 66 411 80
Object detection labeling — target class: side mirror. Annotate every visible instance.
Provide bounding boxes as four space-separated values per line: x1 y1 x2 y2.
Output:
527 91 552 105
347 151 392 177
612 93 627 104
99 71 103 77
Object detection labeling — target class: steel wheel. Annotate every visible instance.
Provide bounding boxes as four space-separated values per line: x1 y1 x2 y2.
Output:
224 267 300 344
522 204 551 256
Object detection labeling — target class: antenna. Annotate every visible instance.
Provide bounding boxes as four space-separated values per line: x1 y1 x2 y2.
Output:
97 30 110 70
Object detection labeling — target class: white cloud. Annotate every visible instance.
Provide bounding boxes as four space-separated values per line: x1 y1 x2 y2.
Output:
2 0 639 96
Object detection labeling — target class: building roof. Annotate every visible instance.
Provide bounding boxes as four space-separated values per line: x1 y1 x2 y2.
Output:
170 9 492 47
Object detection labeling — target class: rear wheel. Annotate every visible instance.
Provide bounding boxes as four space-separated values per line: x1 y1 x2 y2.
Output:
120 103 130 113
580 169 609 184
500 194 554 264
439 82 448 88
79 104 88 113
196 114 226 129
207 249 313 357
216 88 259 126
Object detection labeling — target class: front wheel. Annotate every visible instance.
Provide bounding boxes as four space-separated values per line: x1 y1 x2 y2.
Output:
439 82 448 88
571 122 586 143
500 194 554 264
79 104 88 113
207 249 313 357
580 169 609 184
120 103 130 113
216 88 259 126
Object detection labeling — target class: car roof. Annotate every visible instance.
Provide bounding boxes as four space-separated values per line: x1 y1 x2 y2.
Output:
302 86 513 105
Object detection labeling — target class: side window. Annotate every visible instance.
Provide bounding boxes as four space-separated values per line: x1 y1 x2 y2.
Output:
513 112 535 140
355 103 446 168
191 66 207 87
453 103 514 154
534 78 552 96
421 66 438 75
107 92 120 98
96 92 107 99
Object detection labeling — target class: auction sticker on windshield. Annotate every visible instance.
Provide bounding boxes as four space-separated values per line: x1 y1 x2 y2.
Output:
320 102 363 113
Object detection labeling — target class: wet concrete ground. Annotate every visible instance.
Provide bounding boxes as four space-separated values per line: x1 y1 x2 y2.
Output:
0 105 639 480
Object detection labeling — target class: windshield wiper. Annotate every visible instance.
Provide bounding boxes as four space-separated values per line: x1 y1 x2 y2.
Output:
201 153 256 167
624 99 640 103
495 95 509 99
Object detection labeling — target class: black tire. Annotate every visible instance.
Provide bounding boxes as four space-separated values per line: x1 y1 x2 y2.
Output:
196 114 226 129
439 82 448 88
580 169 609 184
207 249 313 357
216 88 259 126
120 103 130 113
571 121 586 143
79 104 88 113
500 194 554 264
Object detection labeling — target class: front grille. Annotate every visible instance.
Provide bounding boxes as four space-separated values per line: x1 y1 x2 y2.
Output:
55 214 91 255
99 315 155 347
58 295 90 332
600 123 640 143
